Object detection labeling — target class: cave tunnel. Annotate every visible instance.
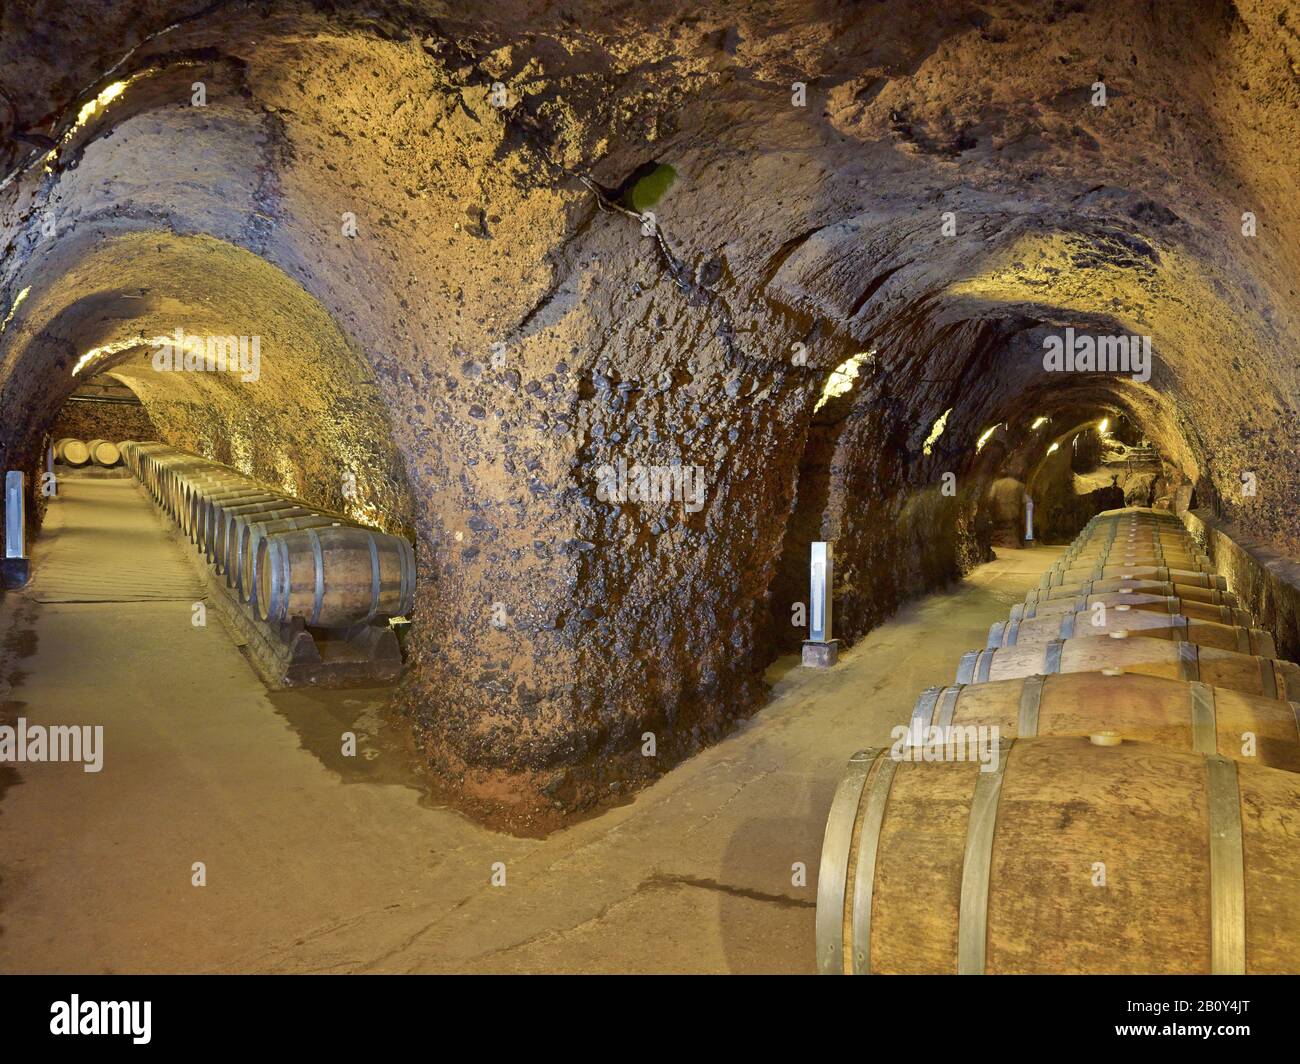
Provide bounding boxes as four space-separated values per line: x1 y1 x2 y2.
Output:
1 0 1299 994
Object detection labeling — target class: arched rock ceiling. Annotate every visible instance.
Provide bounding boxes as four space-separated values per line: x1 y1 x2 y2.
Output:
1 0 1297 828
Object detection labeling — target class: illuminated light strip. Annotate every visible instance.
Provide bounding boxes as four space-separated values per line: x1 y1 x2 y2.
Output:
0 286 30 335
73 331 211 376
922 407 952 456
975 424 1002 453
813 349 876 413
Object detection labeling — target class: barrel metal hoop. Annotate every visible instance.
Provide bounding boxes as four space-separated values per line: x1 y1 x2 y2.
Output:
1059 611 1076 640
958 741 1013 975
1042 640 1064 675
935 685 962 732
1007 619 1020 645
1016 675 1045 737
956 651 978 685
987 621 1005 649
851 755 899 975
272 537 290 622
1188 681 1217 756
1177 641 1200 683
976 649 995 684
398 538 415 615
1206 756 1247 975
1234 625 1249 655
1259 656 1278 700
908 687 942 740
364 532 382 623
815 752 878 975
307 527 325 626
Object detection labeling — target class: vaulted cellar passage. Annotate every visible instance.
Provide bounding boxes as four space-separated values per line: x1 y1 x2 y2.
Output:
1 0 1299 989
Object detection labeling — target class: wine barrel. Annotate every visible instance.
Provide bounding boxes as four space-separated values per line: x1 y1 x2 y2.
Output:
204 495 289 565
956 635 1300 700
1042 565 1226 590
816 737 1300 973
86 439 121 467
987 612 1275 656
58 439 90 467
256 526 415 627
1024 580 1237 606
1009 593 1254 627
236 514 351 600
905 671 1300 771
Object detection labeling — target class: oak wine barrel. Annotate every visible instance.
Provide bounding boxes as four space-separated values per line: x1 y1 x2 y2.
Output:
905 671 1300 770
817 737 1300 973
224 506 318 586
956 634 1300 700
57 439 90 466
1024 579 1237 606
987 612 1275 657
1009 592 1253 627
255 525 415 628
1042 565 1226 590
86 439 121 467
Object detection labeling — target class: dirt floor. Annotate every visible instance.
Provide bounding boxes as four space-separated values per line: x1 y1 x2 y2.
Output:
0 477 1065 973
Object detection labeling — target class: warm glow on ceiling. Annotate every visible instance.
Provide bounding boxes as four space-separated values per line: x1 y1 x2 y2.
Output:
922 407 952 456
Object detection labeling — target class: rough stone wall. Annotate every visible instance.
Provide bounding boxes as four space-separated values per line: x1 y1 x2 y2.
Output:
49 401 157 446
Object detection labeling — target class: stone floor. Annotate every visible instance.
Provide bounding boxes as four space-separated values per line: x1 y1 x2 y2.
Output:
0 476 1065 973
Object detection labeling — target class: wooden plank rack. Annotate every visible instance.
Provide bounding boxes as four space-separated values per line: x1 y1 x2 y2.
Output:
199 558 403 688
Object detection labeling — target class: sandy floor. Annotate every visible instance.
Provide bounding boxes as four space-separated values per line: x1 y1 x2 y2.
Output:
0 477 1064 973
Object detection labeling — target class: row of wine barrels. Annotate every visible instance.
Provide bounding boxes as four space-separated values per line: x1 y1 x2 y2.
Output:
1024 577 1235 605
53 438 123 467
818 508 1300 973
53 438 90 466
120 441 414 628
1058 530 1209 566
816 737 1300 973
987 611 1276 656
